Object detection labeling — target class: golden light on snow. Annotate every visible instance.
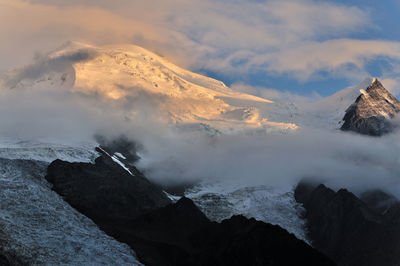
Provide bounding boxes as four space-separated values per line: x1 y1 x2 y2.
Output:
60 42 298 133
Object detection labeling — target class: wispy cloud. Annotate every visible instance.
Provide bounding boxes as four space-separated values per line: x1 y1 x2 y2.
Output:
261 39 400 81
230 82 318 104
0 0 164 71
1 0 400 85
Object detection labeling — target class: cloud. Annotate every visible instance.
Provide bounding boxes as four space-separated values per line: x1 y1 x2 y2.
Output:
2 0 400 85
139 126 400 198
260 39 400 81
231 82 318 104
137 0 374 80
1 47 98 88
381 78 400 96
0 0 165 72
5 64 400 198
0 47 171 142
1 46 400 200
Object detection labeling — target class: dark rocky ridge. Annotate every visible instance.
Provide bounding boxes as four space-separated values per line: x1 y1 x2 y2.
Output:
124 197 336 266
46 153 335 266
341 78 400 136
46 150 172 223
295 181 400 266
0 249 28 266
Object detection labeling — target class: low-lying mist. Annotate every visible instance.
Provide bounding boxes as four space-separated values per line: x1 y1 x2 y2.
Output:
1 52 400 198
139 127 400 195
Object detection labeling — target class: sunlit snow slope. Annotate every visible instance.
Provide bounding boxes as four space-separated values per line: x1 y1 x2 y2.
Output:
1 42 297 133
0 42 388 133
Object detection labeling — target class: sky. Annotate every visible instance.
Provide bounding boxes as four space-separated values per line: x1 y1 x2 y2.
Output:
1 0 400 97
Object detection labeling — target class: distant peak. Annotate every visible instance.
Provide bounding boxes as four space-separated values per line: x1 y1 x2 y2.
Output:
369 78 383 88
341 76 400 136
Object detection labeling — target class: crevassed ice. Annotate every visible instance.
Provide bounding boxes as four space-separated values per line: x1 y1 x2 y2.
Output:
185 182 308 242
0 140 142 265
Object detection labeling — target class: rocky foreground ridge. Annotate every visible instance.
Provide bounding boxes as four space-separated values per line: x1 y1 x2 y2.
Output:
45 150 334 266
295 181 400 266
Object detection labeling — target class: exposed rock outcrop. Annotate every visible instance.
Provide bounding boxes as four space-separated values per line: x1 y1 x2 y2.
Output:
341 78 400 136
46 152 172 223
46 153 335 266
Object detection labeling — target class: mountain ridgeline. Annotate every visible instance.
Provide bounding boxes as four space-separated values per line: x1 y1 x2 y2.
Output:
340 79 400 136
45 150 335 266
295 181 400 266
1 41 400 265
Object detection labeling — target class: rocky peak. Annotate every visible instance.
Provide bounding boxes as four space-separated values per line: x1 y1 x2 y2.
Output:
357 79 400 118
295 181 400 266
341 78 400 136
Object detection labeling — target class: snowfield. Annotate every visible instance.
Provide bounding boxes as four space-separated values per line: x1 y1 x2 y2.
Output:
0 41 298 134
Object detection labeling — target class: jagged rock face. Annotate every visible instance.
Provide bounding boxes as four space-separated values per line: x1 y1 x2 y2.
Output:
295 181 400 266
46 157 335 266
45 153 171 223
198 215 335 266
125 197 336 266
341 79 400 136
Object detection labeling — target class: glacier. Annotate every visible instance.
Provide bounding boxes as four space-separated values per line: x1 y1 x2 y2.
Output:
0 141 142 265
185 182 308 242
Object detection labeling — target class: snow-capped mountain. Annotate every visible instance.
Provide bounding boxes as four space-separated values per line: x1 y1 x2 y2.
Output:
298 78 374 129
341 78 400 136
0 41 399 264
2 42 393 134
0 42 297 134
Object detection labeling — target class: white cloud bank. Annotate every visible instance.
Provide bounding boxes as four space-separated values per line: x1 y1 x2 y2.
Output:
1 0 400 86
0 41 399 199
